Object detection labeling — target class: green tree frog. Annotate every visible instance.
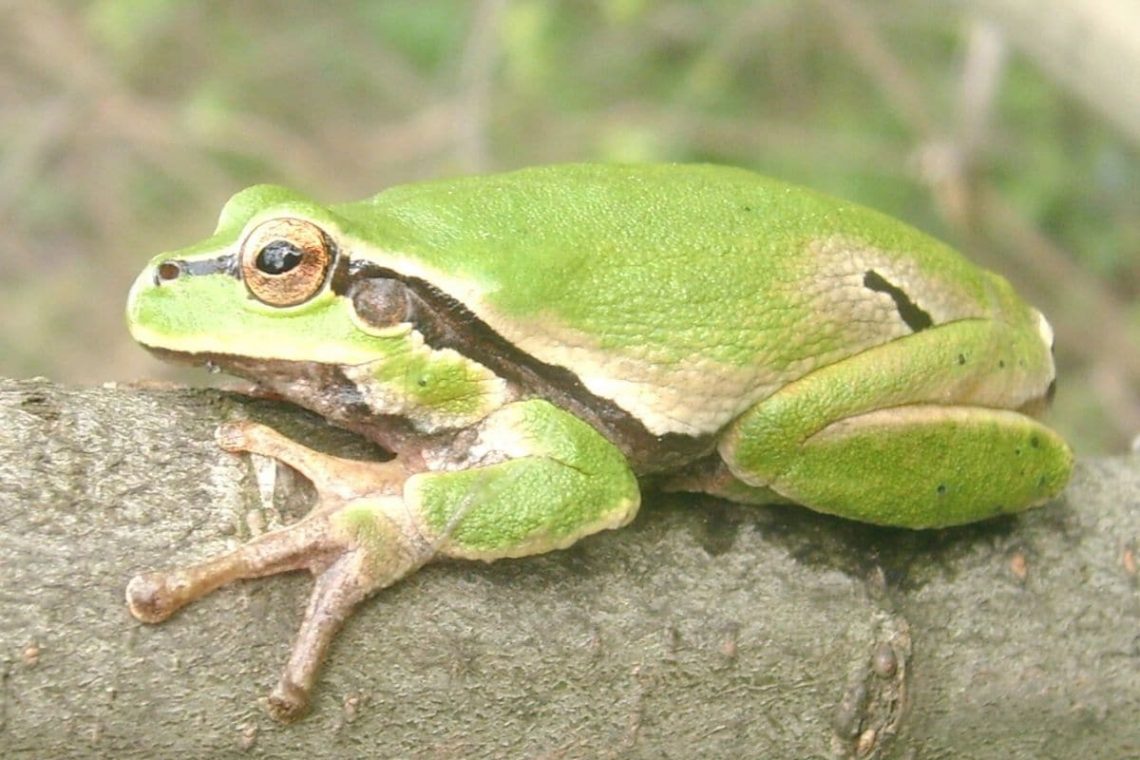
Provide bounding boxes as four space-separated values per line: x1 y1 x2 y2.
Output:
125 163 1072 720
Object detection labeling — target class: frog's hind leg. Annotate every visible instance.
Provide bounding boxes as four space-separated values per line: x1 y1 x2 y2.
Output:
660 456 797 506
718 321 1073 528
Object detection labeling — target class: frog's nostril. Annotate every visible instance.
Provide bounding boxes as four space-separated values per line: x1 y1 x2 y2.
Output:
155 260 182 284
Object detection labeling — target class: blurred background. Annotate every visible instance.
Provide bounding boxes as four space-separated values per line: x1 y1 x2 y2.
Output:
1 0 1137 454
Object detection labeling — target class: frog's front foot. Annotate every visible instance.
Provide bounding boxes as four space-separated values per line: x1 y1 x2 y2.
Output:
126 496 425 720
127 404 640 720
126 422 429 721
125 571 191 623
268 680 311 723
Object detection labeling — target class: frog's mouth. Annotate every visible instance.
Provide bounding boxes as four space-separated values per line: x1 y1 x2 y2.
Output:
1012 376 1056 420
143 346 364 412
144 345 433 454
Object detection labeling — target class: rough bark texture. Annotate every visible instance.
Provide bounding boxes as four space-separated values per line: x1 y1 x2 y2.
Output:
0 378 1137 758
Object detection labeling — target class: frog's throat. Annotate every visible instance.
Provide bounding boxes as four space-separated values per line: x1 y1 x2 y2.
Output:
140 344 716 477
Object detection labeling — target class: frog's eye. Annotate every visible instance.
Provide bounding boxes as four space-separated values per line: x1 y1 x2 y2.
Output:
239 218 333 306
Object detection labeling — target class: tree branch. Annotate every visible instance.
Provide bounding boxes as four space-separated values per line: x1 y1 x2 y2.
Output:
1 379 1136 758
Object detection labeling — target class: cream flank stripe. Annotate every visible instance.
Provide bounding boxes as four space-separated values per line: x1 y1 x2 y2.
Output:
347 244 773 438
344 234 1007 439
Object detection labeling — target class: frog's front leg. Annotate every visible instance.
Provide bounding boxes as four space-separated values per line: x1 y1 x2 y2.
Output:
126 399 639 721
126 421 425 720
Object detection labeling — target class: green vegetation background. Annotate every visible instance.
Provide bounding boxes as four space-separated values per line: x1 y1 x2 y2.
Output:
1 0 1137 454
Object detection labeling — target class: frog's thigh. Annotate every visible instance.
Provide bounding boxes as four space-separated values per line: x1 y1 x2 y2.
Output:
408 399 641 560
720 324 1072 528
763 405 1068 527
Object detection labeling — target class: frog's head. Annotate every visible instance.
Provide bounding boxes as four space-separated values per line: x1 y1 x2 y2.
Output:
977 269 1060 419
127 185 506 435
129 185 372 363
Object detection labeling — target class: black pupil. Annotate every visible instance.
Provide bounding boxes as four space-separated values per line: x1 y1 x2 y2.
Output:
256 240 304 274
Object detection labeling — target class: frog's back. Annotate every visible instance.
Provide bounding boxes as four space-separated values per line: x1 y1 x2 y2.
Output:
336 164 1001 437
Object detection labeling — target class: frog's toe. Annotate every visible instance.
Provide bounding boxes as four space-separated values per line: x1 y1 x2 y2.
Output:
214 420 254 451
216 420 410 501
266 680 311 722
125 571 180 623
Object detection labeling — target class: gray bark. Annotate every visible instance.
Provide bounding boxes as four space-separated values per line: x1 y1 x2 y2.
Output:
0 378 1137 759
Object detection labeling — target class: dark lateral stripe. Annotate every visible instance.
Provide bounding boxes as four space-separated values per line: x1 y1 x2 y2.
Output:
336 258 400 295
180 253 240 278
172 238 338 287
341 259 714 473
862 270 934 332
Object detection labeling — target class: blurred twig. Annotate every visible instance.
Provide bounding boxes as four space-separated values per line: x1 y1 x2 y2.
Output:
455 0 507 173
963 0 1140 148
816 0 935 137
820 0 1140 447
